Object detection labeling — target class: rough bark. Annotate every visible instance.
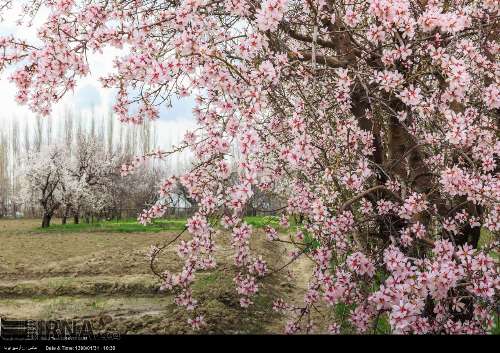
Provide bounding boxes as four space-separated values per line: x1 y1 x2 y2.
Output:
42 213 52 228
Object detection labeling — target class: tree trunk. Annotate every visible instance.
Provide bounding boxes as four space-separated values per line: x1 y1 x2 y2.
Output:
74 215 79 224
61 205 71 225
42 214 52 228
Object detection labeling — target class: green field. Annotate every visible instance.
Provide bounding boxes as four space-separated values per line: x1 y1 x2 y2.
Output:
35 215 287 234
37 218 188 233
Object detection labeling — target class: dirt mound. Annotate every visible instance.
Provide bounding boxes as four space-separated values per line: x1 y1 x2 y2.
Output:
0 275 159 297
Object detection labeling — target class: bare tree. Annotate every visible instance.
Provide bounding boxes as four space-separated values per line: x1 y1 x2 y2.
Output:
0 132 10 217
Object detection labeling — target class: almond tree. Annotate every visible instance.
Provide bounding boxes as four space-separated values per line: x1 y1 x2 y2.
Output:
67 134 119 223
20 138 119 226
20 145 69 227
1 0 498 334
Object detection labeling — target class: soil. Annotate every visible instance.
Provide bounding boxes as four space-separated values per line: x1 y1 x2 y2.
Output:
0 219 315 334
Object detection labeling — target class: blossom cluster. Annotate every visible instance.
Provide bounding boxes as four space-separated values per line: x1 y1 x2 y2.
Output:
1 0 498 334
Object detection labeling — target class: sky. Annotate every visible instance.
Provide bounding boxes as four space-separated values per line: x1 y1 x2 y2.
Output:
0 5 196 150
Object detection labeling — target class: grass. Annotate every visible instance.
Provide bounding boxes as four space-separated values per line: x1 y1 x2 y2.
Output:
37 215 291 234
244 215 280 228
479 228 498 260
36 218 187 233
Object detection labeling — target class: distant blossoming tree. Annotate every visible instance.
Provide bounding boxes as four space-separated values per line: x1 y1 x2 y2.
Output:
20 145 68 227
1 0 499 334
67 135 119 224
19 138 119 227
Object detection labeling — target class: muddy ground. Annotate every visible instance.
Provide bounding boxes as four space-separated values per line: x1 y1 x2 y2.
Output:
0 219 313 334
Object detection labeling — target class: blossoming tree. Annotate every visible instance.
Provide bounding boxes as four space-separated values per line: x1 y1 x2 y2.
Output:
66 134 119 224
1 0 498 334
20 145 69 227
19 139 119 227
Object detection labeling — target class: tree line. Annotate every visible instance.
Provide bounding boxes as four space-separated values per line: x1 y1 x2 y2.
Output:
0 110 193 226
